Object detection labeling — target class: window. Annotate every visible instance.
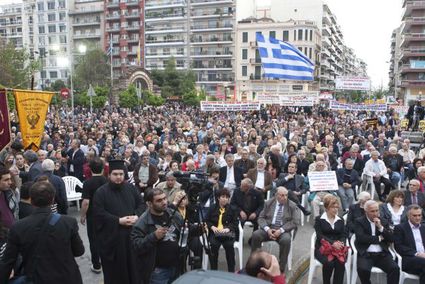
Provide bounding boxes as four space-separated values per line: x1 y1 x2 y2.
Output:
177 48 184 55
48 36 57 44
49 71 58 79
48 14 55 22
304 47 308 55
47 2 55 10
59 12 66 21
59 25 66 33
305 29 308 41
293 30 296 41
242 49 247 60
310 30 313 41
58 0 65 9
254 66 261 79
38 26 45 34
40 71 46 79
60 70 67 78
269 31 276 39
38 14 44 23
59 35 66 43
298 29 303 41
298 47 302 52
309 48 312 59
242 32 248 43
283 30 289 42
37 2 44 11
48 25 56 33
242 66 247 76
38 36 45 45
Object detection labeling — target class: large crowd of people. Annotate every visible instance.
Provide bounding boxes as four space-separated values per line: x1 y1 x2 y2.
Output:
0 102 423 284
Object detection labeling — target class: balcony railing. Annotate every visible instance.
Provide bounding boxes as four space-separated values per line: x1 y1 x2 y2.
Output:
191 36 233 43
146 38 185 44
191 0 234 6
145 12 185 19
145 0 185 7
145 25 185 32
191 24 233 30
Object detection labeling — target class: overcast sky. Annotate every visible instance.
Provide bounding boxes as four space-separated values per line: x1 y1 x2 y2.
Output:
240 0 402 89
3 0 402 89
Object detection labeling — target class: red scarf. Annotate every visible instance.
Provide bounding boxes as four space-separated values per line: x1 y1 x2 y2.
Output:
319 239 349 264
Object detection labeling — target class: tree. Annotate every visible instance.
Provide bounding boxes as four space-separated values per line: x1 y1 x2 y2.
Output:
119 84 140 108
73 48 111 92
0 40 40 89
143 90 165 106
75 86 108 108
182 89 205 106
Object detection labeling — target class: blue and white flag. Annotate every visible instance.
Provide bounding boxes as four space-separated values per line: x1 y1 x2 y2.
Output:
106 35 113 56
256 33 314 81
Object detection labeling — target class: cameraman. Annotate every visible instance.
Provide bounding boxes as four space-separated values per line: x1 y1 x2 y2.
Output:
169 191 203 271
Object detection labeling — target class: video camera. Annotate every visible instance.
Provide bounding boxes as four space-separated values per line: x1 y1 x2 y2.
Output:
173 171 213 204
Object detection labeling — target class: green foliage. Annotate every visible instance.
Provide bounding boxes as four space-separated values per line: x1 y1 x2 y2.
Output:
75 85 108 108
150 57 196 101
7 91 15 110
144 90 165 106
0 40 40 89
182 89 205 106
119 84 140 108
73 48 111 92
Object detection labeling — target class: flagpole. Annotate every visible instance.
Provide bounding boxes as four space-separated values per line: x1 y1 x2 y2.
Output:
110 33 113 106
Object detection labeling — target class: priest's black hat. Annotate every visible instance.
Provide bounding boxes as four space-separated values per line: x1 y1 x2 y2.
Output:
109 160 126 173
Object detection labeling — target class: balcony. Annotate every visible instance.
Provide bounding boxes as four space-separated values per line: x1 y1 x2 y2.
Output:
145 25 186 34
146 52 186 58
127 37 139 43
403 1 425 19
106 14 121 20
401 33 425 47
0 20 22 26
401 47 425 59
145 1 186 10
401 79 425 87
191 12 233 19
72 20 101 27
73 33 101 39
249 41 257 48
106 1 120 8
145 12 186 22
145 38 186 46
191 24 233 32
401 63 425 73
125 25 140 31
69 8 103 15
125 0 140 7
249 58 261 65
7 32 23 37
191 51 232 58
192 64 232 70
124 12 140 19
191 37 233 45
106 26 121 32
191 0 234 7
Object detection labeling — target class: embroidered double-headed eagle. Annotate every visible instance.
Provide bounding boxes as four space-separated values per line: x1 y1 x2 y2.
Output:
26 113 40 129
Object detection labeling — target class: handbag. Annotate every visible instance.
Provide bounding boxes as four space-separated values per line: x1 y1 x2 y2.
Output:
214 230 235 240
8 213 61 284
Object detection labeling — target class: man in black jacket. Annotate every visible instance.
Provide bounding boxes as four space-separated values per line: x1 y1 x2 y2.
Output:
336 158 359 212
231 178 264 231
383 146 404 189
67 139 85 181
131 188 183 283
404 179 425 208
394 205 425 282
353 200 400 284
0 181 85 283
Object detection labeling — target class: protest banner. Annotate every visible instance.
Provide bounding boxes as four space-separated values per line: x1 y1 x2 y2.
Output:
329 100 387 112
335 77 371 91
14 89 54 150
257 92 318 106
308 171 339 192
200 101 260 112
0 90 11 152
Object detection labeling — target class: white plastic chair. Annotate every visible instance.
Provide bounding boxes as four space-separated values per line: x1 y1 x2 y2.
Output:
362 172 377 200
262 230 295 271
300 193 308 226
127 171 135 185
202 222 244 270
350 234 394 284
62 176 83 210
394 250 420 283
307 232 351 284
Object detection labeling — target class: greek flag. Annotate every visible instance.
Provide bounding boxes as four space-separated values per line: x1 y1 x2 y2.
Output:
256 33 314 81
106 35 113 56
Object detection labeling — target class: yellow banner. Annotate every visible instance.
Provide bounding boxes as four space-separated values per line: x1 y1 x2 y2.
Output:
14 90 53 150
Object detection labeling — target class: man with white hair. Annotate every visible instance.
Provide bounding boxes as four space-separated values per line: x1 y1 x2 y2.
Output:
363 151 394 201
383 146 404 188
347 191 371 233
39 159 68 214
353 200 400 284
417 166 425 192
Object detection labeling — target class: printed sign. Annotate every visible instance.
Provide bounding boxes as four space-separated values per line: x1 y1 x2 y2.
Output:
329 101 387 112
335 77 371 91
308 171 339 192
200 101 260 112
257 92 318 106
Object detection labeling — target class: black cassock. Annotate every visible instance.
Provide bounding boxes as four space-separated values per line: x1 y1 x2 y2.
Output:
93 181 145 284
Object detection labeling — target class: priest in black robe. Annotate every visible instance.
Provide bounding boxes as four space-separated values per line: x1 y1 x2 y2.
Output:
93 160 145 284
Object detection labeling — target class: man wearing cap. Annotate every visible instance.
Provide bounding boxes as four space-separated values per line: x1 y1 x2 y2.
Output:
155 172 182 203
93 160 145 284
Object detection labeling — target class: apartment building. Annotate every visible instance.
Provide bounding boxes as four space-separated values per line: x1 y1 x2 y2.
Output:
69 0 105 50
144 0 236 95
389 27 402 99
104 0 144 79
266 0 367 92
235 17 321 101
0 3 25 49
399 0 425 103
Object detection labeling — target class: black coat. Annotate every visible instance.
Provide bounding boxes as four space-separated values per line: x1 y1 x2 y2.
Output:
67 148 85 181
336 168 360 189
404 191 425 208
314 215 347 251
206 204 238 234
230 188 264 216
347 203 365 233
353 215 394 257
0 207 84 284
219 166 243 188
394 221 425 258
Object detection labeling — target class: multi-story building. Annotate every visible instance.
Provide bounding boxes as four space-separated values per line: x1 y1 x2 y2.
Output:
265 0 367 92
235 17 321 101
399 0 425 103
0 3 24 49
389 27 402 99
69 0 105 50
104 0 144 79
144 0 236 95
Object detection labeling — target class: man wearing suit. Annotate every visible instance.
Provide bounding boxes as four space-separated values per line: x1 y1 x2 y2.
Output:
353 200 400 284
394 205 425 283
234 149 255 175
231 178 264 231
19 150 43 183
336 158 360 211
251 187 300 272
404 179 425 208
67 139 85 181
172 143 188 165
246 158 272 193
0 181 85 283
275 162 310 216
219 154 243 195
347 191 371 233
